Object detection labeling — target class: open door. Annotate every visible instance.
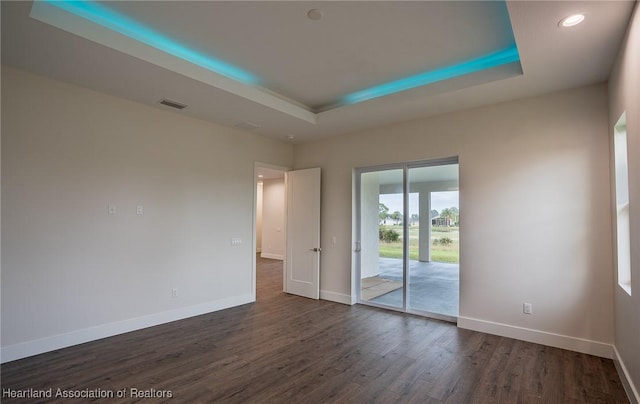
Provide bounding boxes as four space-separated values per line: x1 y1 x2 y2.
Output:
285 167 321 299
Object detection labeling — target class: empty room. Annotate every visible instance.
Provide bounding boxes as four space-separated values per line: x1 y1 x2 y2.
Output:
1 1 639 403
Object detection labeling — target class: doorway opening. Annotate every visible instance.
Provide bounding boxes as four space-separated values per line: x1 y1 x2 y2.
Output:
256 254 284 301
254 164 288 299
253 164 322 302
356 157 460 322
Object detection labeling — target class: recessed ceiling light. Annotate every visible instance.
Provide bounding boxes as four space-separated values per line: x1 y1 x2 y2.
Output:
258 175 264 178
559 14 585 28
287 135 296 140
307 9 324 21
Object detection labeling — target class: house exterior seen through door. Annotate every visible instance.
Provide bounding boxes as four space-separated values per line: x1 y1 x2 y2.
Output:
356 158 459 322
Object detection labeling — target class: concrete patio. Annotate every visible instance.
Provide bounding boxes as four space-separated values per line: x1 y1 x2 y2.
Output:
364 257 459 317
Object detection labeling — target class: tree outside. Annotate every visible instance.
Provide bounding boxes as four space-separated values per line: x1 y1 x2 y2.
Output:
379 203 389 224
378 205 459 263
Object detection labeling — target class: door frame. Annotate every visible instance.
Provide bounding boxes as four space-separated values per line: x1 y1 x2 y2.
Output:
354 156 460 323
354 163 408 315
252 162 290 301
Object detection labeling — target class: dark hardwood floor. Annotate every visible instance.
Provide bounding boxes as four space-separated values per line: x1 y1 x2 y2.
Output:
1 255 629 403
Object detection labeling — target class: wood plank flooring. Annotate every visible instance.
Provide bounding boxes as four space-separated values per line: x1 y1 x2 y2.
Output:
1 256 629 403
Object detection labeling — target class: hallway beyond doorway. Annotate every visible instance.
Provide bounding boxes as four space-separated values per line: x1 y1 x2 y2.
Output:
256 254 283 301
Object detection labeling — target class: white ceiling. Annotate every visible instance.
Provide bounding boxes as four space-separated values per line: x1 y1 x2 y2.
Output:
103 1 518 110
257 167 286 181
1 1 635 143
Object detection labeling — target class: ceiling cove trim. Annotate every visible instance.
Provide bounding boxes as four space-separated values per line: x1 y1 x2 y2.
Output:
341 45 520 105
43 0 259 85
30 0 318 124
30 1 521 123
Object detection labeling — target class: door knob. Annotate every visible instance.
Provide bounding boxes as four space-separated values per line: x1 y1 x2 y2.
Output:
309 247 322 252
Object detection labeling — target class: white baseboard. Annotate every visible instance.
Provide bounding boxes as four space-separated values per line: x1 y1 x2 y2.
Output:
613 345 640 404
1 294 254 364
320 290 353 305
260 253 284 260
457 316 614 359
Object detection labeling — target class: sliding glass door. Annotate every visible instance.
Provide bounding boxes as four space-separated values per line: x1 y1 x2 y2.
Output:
358 168 405 310
356 158 459 321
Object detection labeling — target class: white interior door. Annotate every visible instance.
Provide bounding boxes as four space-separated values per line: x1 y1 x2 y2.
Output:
285 167 321 299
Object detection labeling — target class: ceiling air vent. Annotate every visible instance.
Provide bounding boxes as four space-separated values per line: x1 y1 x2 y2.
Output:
234 121 261 131
159 99 187 110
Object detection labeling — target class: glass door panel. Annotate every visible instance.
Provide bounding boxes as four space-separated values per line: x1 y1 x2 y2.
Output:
359 169 404 309
407 164 459 317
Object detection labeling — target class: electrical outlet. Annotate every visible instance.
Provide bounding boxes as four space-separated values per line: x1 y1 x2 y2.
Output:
523 302 533 314
108 204 117 215
136 205 144 215
172 288 178 298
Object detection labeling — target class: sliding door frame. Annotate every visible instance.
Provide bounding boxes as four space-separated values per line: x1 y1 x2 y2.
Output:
355 156 459 323
355 162 407 314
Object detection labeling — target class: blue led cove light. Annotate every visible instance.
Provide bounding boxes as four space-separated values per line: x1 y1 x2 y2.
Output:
342 45 520 105
44 0 259 85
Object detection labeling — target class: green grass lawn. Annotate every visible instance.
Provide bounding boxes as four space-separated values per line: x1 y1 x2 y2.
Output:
378 225 459 263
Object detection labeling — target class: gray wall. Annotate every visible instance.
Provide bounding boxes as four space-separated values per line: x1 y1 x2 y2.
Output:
608 3 640 401
1 67 293 361
295 83 614 357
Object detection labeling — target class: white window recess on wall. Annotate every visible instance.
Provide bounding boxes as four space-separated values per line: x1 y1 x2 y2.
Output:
613 112 631 295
